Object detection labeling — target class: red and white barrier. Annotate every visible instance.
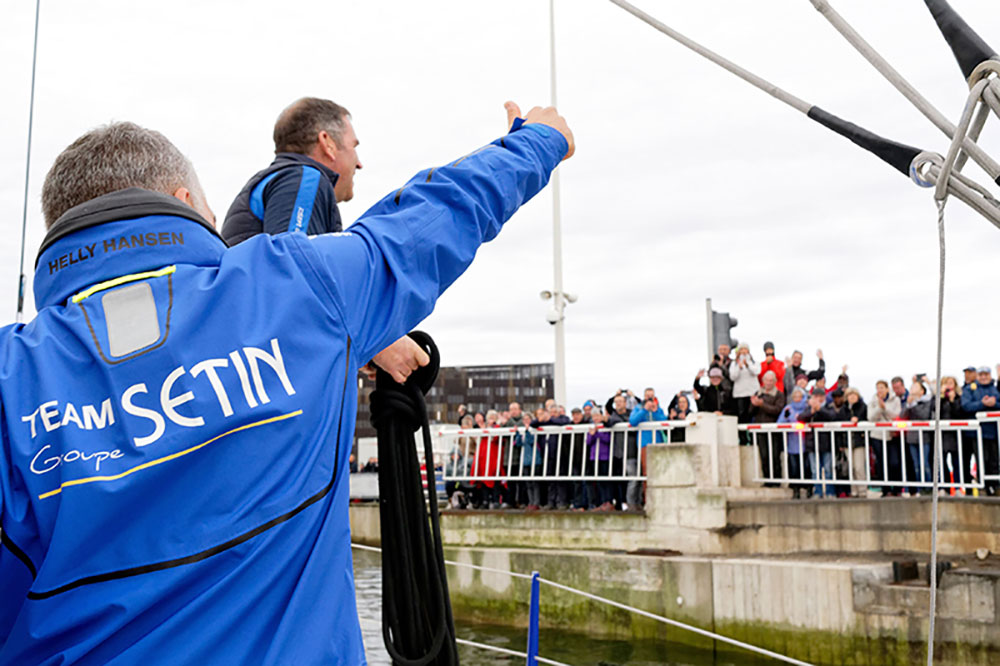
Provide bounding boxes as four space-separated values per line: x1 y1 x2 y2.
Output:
740 419 986 492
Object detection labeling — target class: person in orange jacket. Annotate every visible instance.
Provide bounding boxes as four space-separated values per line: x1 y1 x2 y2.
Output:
759 341 786 393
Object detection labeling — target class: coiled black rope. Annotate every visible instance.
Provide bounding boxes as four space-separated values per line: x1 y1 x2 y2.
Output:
369 331 458 666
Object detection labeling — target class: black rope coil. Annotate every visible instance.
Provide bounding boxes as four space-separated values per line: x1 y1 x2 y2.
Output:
369 331 458 666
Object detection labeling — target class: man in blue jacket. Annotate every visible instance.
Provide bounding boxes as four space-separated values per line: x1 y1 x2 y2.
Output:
222 97 426 383
628 390 667 510
0 102 572 664
222 97 359 245
962 366 1000 494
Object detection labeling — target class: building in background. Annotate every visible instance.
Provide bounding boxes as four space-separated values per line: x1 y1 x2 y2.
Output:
354 362 554 441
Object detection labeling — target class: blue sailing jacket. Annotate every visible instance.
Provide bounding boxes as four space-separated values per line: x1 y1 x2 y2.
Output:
0 123 566 665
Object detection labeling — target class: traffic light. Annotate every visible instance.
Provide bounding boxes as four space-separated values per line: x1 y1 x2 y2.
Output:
711 310 738 352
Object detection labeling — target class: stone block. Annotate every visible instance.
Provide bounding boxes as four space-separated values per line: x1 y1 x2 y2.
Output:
348 503 380 545
738 445 760 487
677 492 726 530
717 444 742 488
937 572 997 623
685 412 721 446
646 445 699 488
716 415 739 447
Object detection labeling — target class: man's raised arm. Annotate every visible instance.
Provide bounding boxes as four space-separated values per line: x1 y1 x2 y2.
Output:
301 103 573 363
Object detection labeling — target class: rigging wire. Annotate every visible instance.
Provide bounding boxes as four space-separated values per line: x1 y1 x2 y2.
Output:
923 74 991 666
604 0 923 178
807 0 1000 184
927 196 946 666
923 0 997 83
606 0 1000 229
16 0 42 323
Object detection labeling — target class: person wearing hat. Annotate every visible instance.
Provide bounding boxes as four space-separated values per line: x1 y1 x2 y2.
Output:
694 367 736 416
759 341 786 393
793 373 810 393
962 366 978 393
825 369 851 404
961 366 1000 494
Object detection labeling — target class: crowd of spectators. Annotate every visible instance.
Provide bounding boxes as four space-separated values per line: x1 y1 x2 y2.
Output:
444 387 693 513
698 342 1000 499
432 341 1000 511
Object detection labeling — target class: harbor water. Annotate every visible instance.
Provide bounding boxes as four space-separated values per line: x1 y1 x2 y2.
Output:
353 549 779 665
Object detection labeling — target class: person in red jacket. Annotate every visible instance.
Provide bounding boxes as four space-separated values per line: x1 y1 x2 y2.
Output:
759 341 786 393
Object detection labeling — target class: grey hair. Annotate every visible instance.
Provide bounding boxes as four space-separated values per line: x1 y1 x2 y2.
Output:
42 121 202 227
762 370 777 381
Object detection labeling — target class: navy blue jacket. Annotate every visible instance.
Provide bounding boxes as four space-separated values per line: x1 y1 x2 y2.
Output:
0 122 566 664
962 380 1000 439
221 152 341 246
797 403 842 452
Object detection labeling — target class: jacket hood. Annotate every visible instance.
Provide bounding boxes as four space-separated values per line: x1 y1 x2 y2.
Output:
34 188 227 309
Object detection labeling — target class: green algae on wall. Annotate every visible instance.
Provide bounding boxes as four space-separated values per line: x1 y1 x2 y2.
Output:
444 547 1000 666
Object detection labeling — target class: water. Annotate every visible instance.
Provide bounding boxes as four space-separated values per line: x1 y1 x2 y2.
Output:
353 550 779 666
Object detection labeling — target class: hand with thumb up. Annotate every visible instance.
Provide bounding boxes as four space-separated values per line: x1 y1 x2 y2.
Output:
504 101 575 160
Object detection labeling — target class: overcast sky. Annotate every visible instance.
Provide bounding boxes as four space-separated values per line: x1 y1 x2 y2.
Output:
1 0 998 408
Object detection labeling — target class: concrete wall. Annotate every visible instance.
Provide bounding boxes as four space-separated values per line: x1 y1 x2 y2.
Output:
349 503 380 545
443 547 1000 665
724 496 1000 556
422 413 1000 557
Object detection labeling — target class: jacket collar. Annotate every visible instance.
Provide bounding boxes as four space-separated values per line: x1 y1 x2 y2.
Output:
34 188 227 309
273 152 340 187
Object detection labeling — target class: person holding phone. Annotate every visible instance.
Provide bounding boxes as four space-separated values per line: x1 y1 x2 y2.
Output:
731 343 761 441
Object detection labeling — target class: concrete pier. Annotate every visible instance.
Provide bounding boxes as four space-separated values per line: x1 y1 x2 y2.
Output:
349 413 1000 664
436 547 1000 665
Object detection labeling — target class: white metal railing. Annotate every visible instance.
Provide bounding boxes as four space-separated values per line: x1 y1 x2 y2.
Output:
433 421 693 483
978 411 1000 483
741 418 990 493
